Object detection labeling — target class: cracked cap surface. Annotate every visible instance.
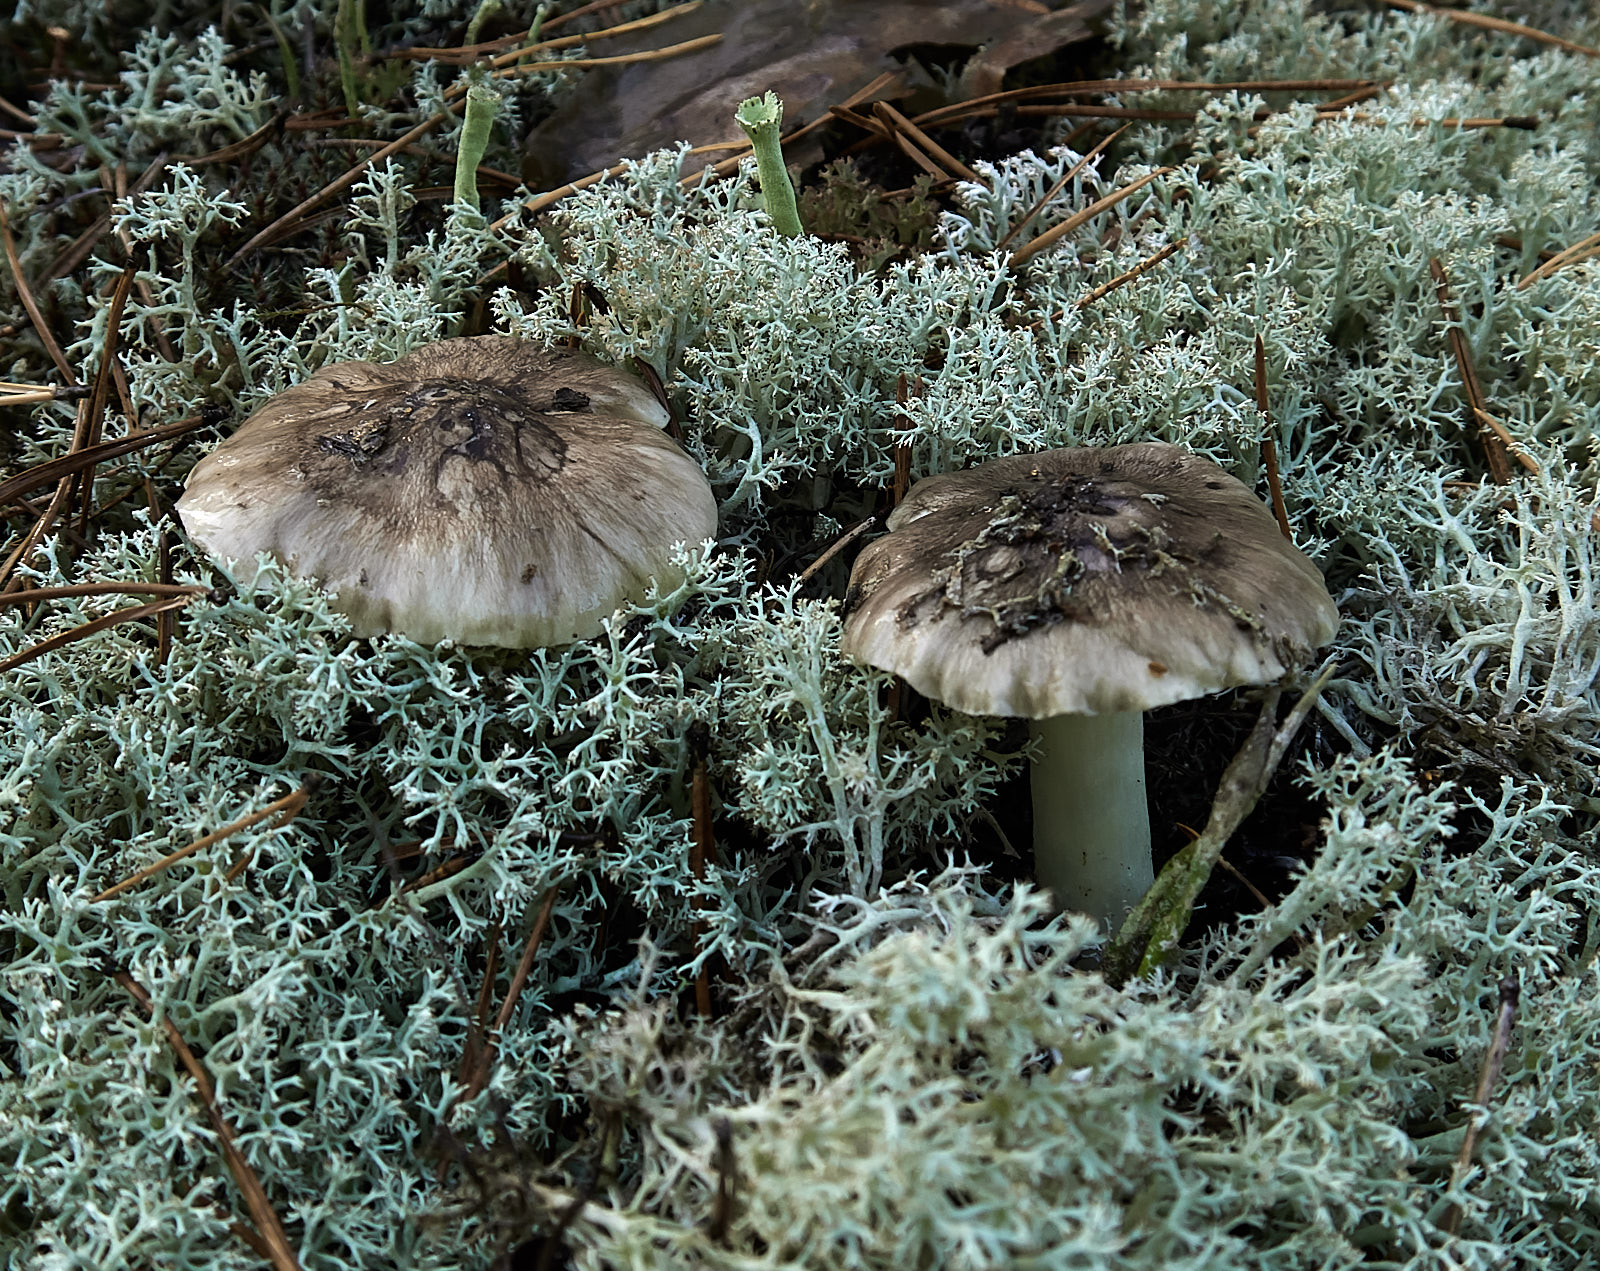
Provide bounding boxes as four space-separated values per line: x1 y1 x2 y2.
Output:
177 337 716 647
841 442 1338 718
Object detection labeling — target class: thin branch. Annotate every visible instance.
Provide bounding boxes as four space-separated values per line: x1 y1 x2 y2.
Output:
1009 167 1175 268
113 973 304 1271
996 126 1126 253
0 198 79 386
1431 258 1512 485
1255 334 1293 539
94 778 320 902
1442 974 1523 1235
0 595 193 674
1069 236 1186 311
1382 0 1600 58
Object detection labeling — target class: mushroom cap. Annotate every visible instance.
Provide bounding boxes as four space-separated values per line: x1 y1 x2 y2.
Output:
841 442 1338 718
177 337 716 647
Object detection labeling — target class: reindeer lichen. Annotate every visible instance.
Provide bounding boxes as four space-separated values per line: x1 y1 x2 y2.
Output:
3 0 1600 1267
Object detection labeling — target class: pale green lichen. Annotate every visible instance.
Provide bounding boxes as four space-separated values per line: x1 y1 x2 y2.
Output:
3 0 1600 1267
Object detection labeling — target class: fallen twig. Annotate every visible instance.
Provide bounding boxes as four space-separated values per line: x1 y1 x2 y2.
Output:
1104 663 1336 984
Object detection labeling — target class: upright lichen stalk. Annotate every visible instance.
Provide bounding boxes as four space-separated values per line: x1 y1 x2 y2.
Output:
734 91 803 238
454 79 500 215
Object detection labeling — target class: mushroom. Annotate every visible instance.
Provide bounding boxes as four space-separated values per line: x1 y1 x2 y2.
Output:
177 336 717 647
840 441 1338 926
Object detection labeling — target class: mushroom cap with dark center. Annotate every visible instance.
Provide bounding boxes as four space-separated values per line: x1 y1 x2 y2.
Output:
177 337 716 647
841 442 1338 717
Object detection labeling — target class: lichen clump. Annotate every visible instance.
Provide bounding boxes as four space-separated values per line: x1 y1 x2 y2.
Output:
3 1 1600 1268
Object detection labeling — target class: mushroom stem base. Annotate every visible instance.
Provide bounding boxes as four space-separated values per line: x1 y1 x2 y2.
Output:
1029 710 1153 928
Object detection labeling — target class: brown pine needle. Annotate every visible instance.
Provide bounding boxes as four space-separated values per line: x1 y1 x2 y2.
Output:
689 724 717 1018
1442 974 1522 1235
0 412 213 508
912 78 1378 128
0 595 193 672
0 473 74 594
0 199 79 386
795 514 882 587
996 126 1128 254
459 921 504 1082
0 581 209 607
1320 111 1540 129
176 110 287 165
114 973 304 1271
541 0 633 30
225 106 463 265
0 93 34 126
872 101 984 185
487 33 723 82
887 128 950 181
1071 236 1186 310
76 263 139 537
467 883 561 1097
1382 0 1600 59
1517 228 1600 290
1009 167 1175 268
1256 334 1293 539
1473 406 1540 475
1016 103 1199 121
94 778 320 902
1431 258 1512 485
398 853 475 894
0 382 66 406
390 0 702 62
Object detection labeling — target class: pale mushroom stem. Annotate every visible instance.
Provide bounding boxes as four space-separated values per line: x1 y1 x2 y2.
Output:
1028 710 1154 928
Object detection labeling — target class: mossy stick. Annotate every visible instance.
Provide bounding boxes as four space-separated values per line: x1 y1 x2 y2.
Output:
734 91 803 237
1103 665 1333 985
454 81 499 212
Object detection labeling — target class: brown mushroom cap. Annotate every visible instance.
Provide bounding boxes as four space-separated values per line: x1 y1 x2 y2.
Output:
177 337 715 647
841 442 1338 717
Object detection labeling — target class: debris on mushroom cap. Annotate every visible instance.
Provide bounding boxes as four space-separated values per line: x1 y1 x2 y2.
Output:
176 336 716 648
841 442 1338 718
